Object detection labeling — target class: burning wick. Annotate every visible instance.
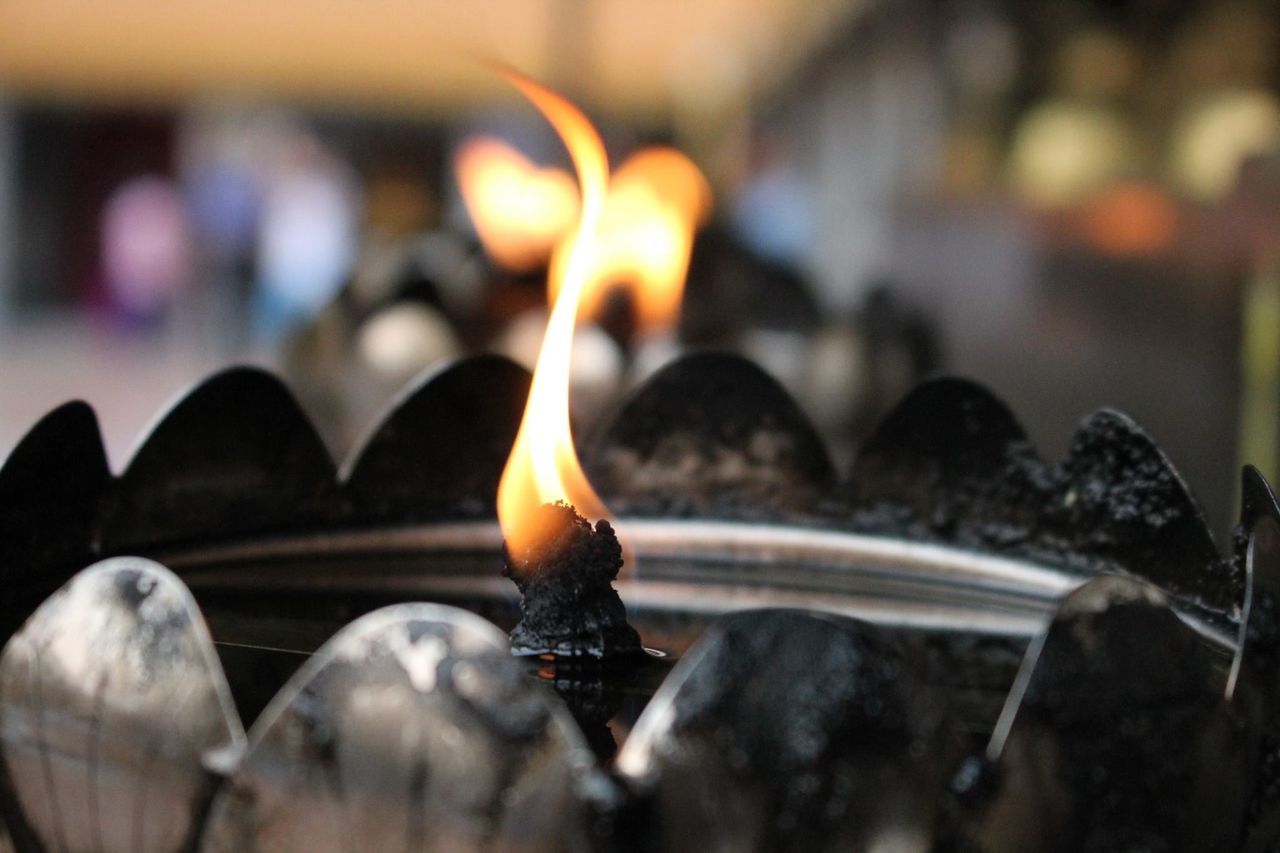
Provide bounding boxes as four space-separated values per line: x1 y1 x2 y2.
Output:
503 503 639 658
496 72 641 659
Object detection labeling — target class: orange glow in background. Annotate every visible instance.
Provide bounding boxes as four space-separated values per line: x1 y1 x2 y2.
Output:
456 135 579 273
457 131 711 333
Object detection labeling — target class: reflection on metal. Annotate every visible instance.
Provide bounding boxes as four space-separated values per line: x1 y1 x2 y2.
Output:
0 357 1271 850
972 576 1243 852
200 604 592 853
617 609 945 852
163 518 1237 648
0 356 1245 640
0 557 244 853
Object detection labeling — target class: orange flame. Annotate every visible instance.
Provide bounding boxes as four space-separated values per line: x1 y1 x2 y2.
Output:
456 135 579 273
497 73 610 562
550 148 712 332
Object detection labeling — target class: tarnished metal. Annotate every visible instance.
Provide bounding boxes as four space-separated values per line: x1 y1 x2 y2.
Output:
965 576 1244 852
200 603 593 853
616 609 948 852
0 558 244 853
586 352 834 519
0 356 1246 638
846 377 1234 620
0 355 1270 851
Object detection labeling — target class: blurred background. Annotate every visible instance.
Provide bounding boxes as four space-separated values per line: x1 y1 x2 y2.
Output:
0 0 1277 537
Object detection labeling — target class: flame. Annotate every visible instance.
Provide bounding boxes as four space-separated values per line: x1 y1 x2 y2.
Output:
497 72 611 562
456 135 579 273
550 148 712 332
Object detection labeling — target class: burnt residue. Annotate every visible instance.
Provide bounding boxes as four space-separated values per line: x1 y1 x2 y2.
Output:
1053 410 1233 612
951 576 1246 852
845 377 1053 550
504 503 641 659
586 352 834 520
842 376 1238 621
0 356 1245 641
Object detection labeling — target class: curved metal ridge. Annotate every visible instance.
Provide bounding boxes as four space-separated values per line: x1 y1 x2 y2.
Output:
0 352 1250 645
159 519 1076 596
158 519 1232 648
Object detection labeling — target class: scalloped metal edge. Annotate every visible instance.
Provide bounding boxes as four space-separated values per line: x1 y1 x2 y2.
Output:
0 355 1255 636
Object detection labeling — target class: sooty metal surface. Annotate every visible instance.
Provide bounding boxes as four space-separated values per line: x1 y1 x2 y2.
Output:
0 558 243 853
615 609 950 852
0 352 1272 851
201 604 590 853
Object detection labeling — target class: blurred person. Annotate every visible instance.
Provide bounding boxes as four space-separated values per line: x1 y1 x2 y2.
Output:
254 135 361 342
184 152 261 349
729 134 813 267
99 175 193 329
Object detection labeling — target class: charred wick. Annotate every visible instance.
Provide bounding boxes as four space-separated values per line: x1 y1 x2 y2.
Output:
502 501 642 660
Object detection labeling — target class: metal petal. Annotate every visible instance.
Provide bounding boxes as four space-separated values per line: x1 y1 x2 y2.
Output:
970 576 1244 852
200 603 592 853
1055 409 1234 615
844 376 1052 550
1230 509 1280 705
0 401 110 643
1239 465 1280 535
615 608 948 852
1230 473 1280 848
586 353 834 519
101 367 339 554
0 557 245 853
342 355 530 523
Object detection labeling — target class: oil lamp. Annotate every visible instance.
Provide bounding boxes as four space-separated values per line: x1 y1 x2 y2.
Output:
1 74 1279 853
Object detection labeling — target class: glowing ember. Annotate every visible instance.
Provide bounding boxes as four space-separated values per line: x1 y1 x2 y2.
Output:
455 135 579 273
496 72 612 563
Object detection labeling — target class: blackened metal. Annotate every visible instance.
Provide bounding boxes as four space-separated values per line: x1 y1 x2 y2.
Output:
200 603 592 853
1054 409 1234 614
844 379 1238 624
342 355 530 524
845 377 1053 550
101 367 339 554
960 576 1244 852
615 609 951 852
0 401 110 643
0 359 1241 641
504 504 641 659
586 352 834 519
